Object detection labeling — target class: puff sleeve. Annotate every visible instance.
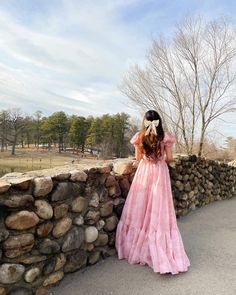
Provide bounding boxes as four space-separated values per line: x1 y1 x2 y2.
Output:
163 131 176 147
130 131 141 146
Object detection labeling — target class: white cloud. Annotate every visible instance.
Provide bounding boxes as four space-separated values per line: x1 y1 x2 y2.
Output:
0 2 147 119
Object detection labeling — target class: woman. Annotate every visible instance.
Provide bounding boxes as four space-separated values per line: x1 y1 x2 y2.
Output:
115 110 190 275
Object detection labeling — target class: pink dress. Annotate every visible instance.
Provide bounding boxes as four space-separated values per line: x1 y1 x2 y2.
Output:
115 130 190 275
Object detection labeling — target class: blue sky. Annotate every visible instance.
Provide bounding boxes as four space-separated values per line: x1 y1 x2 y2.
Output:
0 0 236 142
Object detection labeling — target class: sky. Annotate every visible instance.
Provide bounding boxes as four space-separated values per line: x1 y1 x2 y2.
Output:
0 0 236 143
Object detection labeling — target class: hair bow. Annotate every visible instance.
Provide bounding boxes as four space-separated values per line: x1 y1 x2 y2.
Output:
144 119 159 136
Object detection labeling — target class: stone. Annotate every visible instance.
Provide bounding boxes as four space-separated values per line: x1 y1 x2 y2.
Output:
113 197 125 206
37 222 53 238
132 160 139 169
24 267 41 283
8 288 33 295
0 195 34 208
1 172 23 178
119 178 130 197
108 232 116 246
20 255 47 264
100 201 113 217
38 239 60 255
188 191 195 199
98 166 111 174
62 227 85 252
73 215 84 226
84 210 100 225
85 226 98 243
89 192 99 207
105 175 117 187
88 167 98 174
94 233 108 246
53 172 71 181
180 193 188 201
64 250 87 273
71 196 87 213
113 161 133 175
86 244 95 251
102 248 117 257
0 180 11 193
51 182 84 202
96 219 105 230
0 263 25 284
5 211 39 230
43 257 56 275
43 271 64 287
70 170 88 182
0 229 9 242
99 174 107 185
88 251 100 265
8 177 32 190
35 288 48 295
35 200 53 220
54 253 66 271
108 183 121 198
184 182 192 192
0 287 6 295
97 186 109 202
208 182 214 189
104 216 118 231
183 174 189 181
52 217 72 238
34 177 53 197
198 185 205 193
54 204 69 219
28 275 45 288
128 172 135 183
3 233 34 258
175 181 184 191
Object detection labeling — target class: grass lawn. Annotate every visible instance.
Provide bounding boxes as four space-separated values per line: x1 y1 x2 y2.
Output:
0 147 105 175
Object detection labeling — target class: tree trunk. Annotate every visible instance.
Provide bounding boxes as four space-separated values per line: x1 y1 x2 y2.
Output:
198 127 205 157
1 138 4 152
11 137 17 155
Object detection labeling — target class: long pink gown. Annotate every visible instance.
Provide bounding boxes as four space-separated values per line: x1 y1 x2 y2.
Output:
115 130 190 275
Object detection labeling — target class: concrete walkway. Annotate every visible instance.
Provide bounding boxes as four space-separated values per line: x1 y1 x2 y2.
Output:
48 197 236 295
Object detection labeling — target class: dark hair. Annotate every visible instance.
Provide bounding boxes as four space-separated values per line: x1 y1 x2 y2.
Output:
139 110 164 160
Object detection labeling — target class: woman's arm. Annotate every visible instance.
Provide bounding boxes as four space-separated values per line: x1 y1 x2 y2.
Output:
164 145 174 164
135 145 142 161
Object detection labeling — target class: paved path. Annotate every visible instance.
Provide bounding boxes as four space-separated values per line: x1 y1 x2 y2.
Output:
48 197 236 295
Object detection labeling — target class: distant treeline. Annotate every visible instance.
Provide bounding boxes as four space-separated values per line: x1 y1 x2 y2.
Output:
0 109 139 158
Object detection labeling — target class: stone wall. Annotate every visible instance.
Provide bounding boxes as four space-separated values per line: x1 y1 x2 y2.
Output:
0 156 235 295
169 155 236 216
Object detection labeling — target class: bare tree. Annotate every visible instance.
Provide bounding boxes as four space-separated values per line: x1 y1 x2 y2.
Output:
0 110 10 152
8 108 25 155
120 15 236 156
34 110 43 150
